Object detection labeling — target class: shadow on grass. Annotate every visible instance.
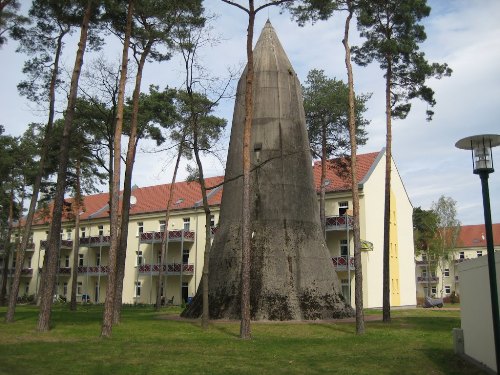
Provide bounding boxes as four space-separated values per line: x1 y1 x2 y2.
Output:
420 347 488 374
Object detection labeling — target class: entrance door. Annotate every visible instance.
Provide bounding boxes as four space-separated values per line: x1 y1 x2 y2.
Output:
182 282 189 303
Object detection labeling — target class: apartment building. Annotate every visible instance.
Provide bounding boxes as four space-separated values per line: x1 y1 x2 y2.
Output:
1 149 417 309
415 223 500 300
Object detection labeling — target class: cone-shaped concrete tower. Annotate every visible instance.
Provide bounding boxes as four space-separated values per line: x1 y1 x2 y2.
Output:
183 21 353 320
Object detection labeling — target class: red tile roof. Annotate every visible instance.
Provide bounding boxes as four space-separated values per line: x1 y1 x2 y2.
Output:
457 223 500 248
31 151 382 225
312 151 381 193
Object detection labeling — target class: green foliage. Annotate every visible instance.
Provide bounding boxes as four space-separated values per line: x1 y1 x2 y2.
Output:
123 85 178 146
413 206 438 256
0 0 29 47
351 0 452 121
15 0 103 104
302 69 370 159
287 0 341 26
431 195 461 262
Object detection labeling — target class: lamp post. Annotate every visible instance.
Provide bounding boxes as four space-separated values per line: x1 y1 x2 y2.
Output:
456 134 500 372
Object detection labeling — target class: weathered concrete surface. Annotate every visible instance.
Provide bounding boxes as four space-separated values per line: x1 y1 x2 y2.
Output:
182 21 353 320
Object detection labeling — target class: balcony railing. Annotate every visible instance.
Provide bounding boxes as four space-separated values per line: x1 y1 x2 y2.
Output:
417 276 439 284
137 263 194 275
58 267 72 275
210 226 218 237
139 230 195 244
8 268 33 277
325 215 354 231
77 265 110 275
40 239 73 249
332 256 355 271
79 235 111 247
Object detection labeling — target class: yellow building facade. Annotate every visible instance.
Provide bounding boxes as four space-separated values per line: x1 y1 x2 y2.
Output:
1 149 417 309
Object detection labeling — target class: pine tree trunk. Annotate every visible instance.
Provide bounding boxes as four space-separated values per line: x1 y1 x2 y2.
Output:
382 58 393 323
101 0 133 338
6 180 26 322
319 125 327 236
155 138 185 310
191 114 212 330
113 40 152 325
5 26 66 321
70 158 82 311
240 1 255 340
37 0 92 332
343 2 364 335
0 189 14 307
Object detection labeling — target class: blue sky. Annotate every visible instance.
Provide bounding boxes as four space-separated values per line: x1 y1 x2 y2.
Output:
1 0 499 226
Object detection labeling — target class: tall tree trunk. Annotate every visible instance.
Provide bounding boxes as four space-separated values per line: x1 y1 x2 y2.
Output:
37 0 92 332
382 57 393 323
319 124 327 235
70 158 82 311
5 179 26 321
0 188 14 306
343 1 364 335
113 39 152 325
101 0 133 338
155 138 185 310
240 0 255 340
5 27 67 322
191 112 212 330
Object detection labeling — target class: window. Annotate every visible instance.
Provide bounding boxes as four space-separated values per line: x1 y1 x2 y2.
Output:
137 222 144 235
444 268 450 277
422 269 427 277
340 239 348 257
445 285 451 294
183 249 189 264
63 282 68 296
159 220 166 233
96 253 101 267
210 215 215 227
477 250 483 257
78 254 84 267
77 282 83 295
27 256 32 268
98 225 104 236
136 251 143 266
66 228 72 240
339 201 349 216
459 251 465 259
81 227 86 238
25 283 29 295
65 255 70 268
157 251 162 264
431 286 437 295
183 218 190 231
135 281 142 297
60 229 64 240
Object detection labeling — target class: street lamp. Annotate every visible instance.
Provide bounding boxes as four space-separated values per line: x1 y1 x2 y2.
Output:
456 134 500 372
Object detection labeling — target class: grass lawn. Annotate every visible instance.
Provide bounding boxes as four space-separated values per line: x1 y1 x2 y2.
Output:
0 305 485 375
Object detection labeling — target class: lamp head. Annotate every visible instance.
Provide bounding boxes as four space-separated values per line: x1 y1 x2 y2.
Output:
456 134 500 174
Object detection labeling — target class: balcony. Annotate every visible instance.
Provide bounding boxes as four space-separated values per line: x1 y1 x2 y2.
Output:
40 239 73 249
325 215 353 231
26 242 35 251
8 268 33 277
77 265 110 275
137 263 194 275
139 230 195 244
417 276 439 284
332 256 355 271
79 235 111 247
58 267 72 275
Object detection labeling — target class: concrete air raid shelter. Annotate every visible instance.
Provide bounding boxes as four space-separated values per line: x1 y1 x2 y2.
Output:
183 21 353 320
